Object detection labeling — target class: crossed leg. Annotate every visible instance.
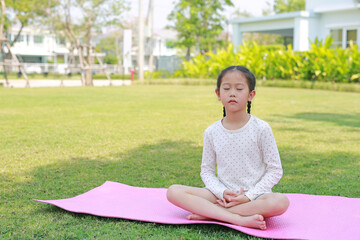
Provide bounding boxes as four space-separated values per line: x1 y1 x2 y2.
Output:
188 192 290 220
167 185 290 230
167 185 269 230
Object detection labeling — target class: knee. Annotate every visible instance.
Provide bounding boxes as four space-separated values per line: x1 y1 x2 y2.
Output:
273 194 290 215
166 184 183 203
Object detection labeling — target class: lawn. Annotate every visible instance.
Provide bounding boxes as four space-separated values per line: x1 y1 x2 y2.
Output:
1 85 359 239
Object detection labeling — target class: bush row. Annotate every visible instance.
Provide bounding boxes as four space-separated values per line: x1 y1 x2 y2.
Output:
173 37 360 83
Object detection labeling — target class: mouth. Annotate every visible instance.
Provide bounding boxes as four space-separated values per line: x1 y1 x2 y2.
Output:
228 100 237 103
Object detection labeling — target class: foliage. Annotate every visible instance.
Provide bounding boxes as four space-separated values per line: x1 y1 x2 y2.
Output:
175 37 360 83
144 70 170 79
92 73 131 79
96 36 122 65
50 0 129 85
303 38 360 82
273 0 305 13
167 0 233 60
102 53 118 65
5 0 58 45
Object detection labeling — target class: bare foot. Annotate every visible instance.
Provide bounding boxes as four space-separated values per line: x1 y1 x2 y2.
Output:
235 214 266 230
187 213 266 230
186 213 211 221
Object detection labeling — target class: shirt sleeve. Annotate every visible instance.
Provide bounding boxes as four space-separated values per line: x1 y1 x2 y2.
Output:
245 124 283 201
200 128 228 200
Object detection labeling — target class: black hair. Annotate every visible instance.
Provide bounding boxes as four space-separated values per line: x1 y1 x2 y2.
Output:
216 66 256 117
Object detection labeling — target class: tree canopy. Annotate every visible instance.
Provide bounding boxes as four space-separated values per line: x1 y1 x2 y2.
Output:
5 0 57 45
167 0 233 60
273 0 305 13
50 0 129 85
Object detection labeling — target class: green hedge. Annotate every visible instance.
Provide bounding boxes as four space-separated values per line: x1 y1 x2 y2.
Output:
173 37 360 83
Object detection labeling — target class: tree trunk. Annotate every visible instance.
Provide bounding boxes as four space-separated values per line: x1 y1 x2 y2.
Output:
85 68 93 86
0 0 8 85
1 48 8 85
186 47 191 61
85 45 93 86
10 22 24 47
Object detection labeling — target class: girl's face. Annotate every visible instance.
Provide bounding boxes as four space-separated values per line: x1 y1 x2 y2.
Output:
215 71 255 115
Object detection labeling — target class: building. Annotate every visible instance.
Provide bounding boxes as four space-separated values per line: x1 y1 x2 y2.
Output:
230 0 360 51
7 25 180 75
8 26 68 64
145 29 180 73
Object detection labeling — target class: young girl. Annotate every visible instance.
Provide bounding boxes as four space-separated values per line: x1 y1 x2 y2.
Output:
167 66 289 230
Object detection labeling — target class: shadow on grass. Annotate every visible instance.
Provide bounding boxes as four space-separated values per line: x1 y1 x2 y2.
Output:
5 139 360 239
15 140 253 239
20 140 203 201
287 112 360 128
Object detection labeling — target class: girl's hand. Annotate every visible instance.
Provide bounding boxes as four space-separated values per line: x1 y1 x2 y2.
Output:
218 188 250 208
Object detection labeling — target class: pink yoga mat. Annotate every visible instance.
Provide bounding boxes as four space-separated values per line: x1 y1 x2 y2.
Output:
33 181 360 240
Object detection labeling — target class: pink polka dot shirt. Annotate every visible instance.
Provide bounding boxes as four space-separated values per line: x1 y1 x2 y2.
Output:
200 115 283 201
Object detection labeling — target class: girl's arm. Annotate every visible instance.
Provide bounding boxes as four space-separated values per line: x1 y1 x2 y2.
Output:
245 124 283 201
200 129 228 200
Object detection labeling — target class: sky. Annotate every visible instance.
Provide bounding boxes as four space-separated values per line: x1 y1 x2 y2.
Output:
127 0 275 31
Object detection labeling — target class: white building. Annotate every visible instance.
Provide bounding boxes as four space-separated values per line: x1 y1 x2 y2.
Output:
7 26 179 74
8 26 68 64
144 29 180 73
230 0 360 51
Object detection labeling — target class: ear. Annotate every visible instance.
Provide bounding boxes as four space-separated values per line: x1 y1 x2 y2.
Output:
215 89 221 101
248 90 256 102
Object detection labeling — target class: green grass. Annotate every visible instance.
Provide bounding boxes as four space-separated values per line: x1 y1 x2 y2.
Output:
1 85 359 239
137 78 360 93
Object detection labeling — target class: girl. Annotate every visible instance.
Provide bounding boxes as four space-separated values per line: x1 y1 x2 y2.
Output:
167 66 289 230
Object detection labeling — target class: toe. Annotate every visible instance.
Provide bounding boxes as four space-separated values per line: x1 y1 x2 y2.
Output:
256 214 264 221
261 222 267 230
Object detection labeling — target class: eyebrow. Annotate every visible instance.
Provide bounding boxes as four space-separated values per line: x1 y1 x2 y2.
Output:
222 83 245 86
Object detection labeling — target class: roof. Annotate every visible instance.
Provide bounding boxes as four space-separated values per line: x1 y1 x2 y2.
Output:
153 29 177 39
229 11 319 25
312 3 360 13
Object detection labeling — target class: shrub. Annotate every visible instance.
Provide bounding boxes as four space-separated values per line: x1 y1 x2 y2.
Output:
145 70 170 79
174 37 360 83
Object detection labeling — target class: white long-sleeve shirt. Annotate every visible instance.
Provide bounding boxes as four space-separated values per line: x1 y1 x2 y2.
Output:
200 115 283 201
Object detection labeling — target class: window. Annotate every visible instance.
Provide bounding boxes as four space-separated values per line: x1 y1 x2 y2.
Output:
15 35 24 42
330 28 358 48
165 40 174 49
34 35 43 44
330 29 342 47
346 29 357 47
56 37 65 45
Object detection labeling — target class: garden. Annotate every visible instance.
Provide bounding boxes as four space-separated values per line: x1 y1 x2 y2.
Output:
1 84 359 239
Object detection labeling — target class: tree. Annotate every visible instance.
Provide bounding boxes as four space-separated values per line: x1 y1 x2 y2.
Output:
0 0 8 84
0 0 6 42
51 0 129 86
95 35 121 65
273 0 305 13
6 0 57 46
167 0 233 60
231 9 252 19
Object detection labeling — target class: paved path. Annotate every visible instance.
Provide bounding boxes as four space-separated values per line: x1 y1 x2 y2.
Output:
0 79 132 88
